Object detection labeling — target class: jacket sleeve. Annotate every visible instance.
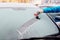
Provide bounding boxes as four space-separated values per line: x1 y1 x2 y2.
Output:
43 6 60 13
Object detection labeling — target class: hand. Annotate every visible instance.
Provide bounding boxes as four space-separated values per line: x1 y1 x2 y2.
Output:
34 12 41 19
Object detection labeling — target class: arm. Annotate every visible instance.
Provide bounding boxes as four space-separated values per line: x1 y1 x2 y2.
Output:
43 6 60 13
35 6 60 16
34 6 60 19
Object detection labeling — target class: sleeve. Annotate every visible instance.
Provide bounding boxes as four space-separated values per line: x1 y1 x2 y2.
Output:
43 6 60 13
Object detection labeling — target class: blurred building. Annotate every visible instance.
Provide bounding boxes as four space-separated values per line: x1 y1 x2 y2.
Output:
0 0 60 5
